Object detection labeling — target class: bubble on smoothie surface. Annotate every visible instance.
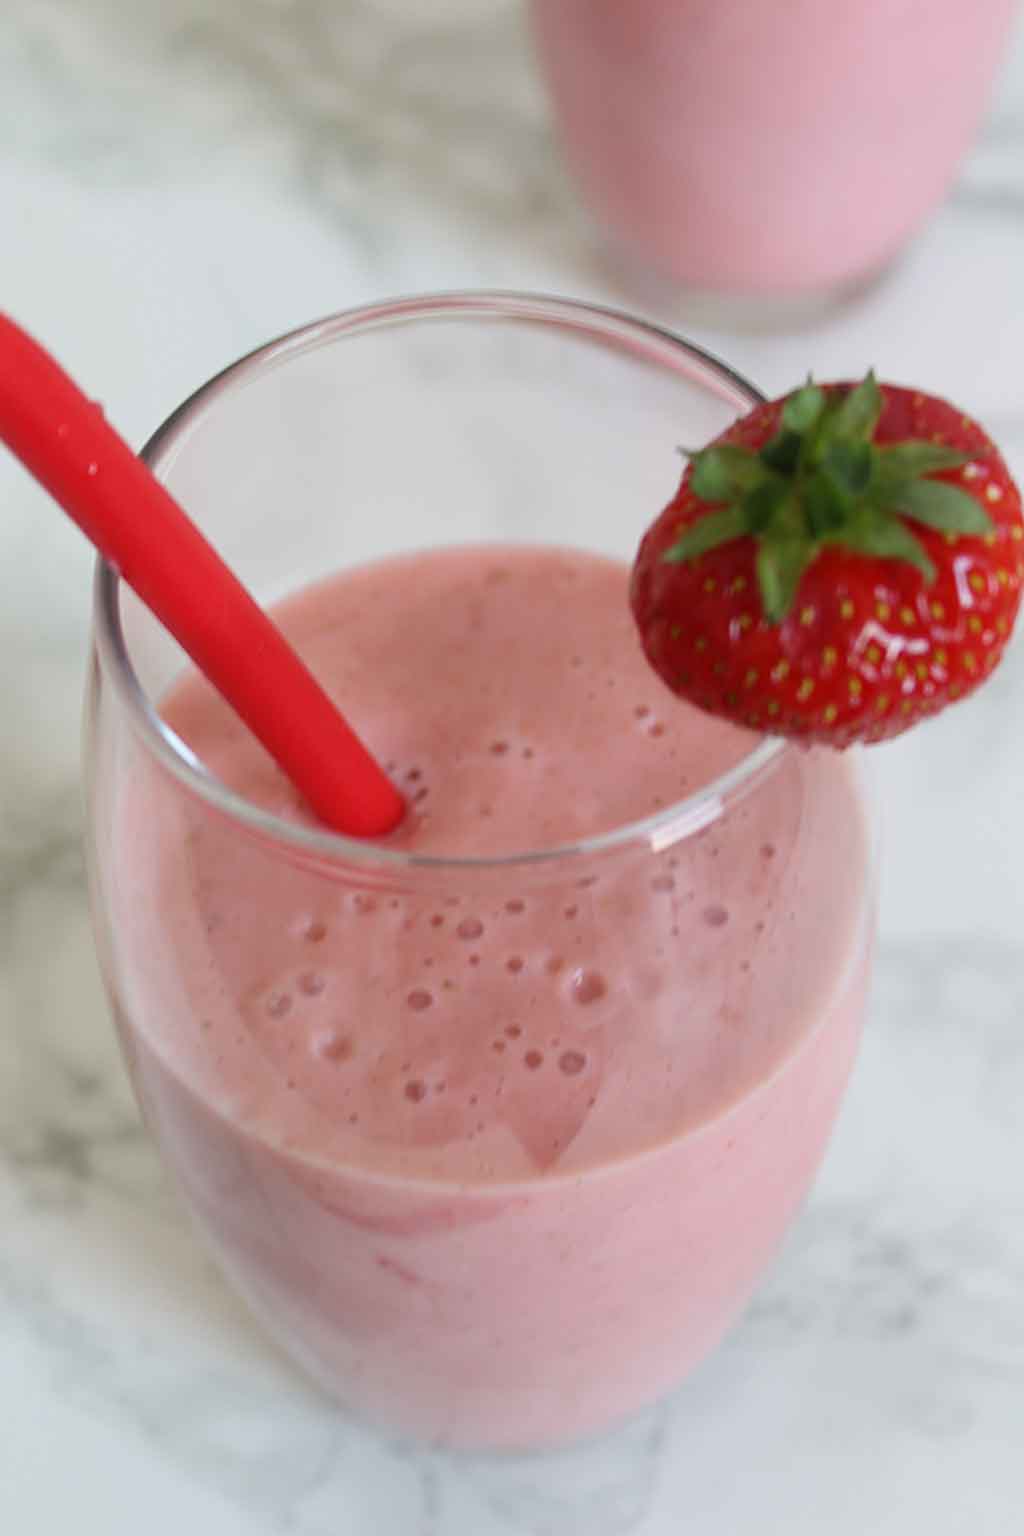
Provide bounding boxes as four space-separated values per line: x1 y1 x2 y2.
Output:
315 1031 354 1062
571 969 607 1005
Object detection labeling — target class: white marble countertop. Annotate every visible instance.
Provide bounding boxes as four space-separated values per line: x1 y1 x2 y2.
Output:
2 3 1023 1532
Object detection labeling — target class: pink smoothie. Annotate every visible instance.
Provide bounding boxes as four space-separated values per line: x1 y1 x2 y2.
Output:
109 545 871 1448
532 0 1018 295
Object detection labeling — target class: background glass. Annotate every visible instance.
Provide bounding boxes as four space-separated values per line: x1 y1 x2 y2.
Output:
531 0 1019 316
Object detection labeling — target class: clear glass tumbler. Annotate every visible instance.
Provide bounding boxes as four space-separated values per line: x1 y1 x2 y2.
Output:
84 294 875 1451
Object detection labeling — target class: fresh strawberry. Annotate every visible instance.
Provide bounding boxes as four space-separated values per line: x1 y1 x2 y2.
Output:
630 374 1023 745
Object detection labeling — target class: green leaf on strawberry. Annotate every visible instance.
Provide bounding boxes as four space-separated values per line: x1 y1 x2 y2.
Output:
664 373 990 620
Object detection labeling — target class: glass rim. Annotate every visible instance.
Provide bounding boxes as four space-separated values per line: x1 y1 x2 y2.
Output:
92 289 788 873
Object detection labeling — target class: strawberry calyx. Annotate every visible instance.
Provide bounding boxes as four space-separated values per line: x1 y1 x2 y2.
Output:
666 373 994 622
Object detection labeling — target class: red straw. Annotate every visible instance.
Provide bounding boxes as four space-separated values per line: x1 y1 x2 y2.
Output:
0 313 405 838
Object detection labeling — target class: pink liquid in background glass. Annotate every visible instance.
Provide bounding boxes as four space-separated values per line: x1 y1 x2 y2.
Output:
110 546 872 1449
531 0 1018 295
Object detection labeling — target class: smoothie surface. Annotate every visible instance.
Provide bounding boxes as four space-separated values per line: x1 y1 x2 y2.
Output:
117 545 870 1183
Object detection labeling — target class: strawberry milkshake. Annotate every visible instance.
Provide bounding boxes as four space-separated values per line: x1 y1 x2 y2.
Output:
97 543 872 1449
531 0 1018 299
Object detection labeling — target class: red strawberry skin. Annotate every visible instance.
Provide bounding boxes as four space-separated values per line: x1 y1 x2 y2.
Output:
630 386 1024 745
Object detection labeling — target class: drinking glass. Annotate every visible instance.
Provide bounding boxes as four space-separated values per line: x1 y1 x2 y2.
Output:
84 294 875 1449
531 0 1018 322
